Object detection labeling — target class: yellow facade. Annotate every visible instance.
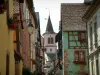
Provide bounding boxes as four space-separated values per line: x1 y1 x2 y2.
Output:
0 0 15 75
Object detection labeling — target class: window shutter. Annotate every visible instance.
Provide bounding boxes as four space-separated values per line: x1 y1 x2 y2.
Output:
79 51 85 62
74 51 79 61
78 32 86 41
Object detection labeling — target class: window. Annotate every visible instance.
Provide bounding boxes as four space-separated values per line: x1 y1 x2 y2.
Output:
68 31 87 49
90 26 93 50
50 49 52 51
74 50 86 64
48 38 50 44
94 22 98 48
6 0 9 18
51 37 53 44
48 37 54 44
6 54 9 75
78 32 86 42
91 60 95 75
96 55 99 75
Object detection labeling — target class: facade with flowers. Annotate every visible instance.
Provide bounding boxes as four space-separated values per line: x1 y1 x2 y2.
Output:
0 0 38 75
0 0 15 75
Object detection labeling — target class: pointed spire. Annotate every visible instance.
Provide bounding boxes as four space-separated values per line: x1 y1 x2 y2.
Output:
46 16 54 33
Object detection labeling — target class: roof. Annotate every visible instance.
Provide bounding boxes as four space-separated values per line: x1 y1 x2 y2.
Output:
45 16 55 34
83 0 100 21
61 3 88 31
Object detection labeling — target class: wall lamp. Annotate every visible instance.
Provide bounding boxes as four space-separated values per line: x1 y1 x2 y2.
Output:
27 19 34 35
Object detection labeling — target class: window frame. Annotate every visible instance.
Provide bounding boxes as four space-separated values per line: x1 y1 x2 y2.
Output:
90 26 93 50
78 32 86 42
48 37 50 44
48 37 54 44
74 50 86 65
94 22 98 48
51 37 53 44
68 31 87 49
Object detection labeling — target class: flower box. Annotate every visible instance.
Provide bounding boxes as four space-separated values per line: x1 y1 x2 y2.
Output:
7 18 17 30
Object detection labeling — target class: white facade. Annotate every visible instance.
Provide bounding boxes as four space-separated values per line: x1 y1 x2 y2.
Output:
43 33 57 54
43 16 57 74
87 7 100 75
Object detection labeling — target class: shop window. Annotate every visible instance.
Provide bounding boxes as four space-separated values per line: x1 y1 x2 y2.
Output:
74 50 86 64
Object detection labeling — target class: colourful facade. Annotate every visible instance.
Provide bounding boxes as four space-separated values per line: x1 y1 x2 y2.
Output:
62 31 88 75
0 0 15 75
61 3 89 75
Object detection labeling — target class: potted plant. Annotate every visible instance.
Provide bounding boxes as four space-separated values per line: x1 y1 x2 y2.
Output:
7 17 17 30
22 67 33 75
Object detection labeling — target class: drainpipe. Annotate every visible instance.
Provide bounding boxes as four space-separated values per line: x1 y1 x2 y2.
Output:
19 3 23 29
84 18 90 75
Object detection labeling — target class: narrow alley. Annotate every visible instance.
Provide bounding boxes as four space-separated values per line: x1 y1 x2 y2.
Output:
0 0 100 75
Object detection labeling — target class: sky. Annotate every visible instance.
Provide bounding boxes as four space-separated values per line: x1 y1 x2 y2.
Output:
33 0 84 35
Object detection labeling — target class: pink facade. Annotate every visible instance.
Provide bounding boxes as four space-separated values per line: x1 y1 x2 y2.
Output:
22 21 30 68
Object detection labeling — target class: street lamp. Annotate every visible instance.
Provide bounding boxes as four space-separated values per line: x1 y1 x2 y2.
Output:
27 20 34 72
28 21 34 34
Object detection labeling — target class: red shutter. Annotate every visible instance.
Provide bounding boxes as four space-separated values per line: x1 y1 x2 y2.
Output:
79 51 85 62
78 32 81 41
74 51 79 61
78 32 86 42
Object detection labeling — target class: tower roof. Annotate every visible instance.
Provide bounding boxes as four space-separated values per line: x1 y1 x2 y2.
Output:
45 16 55 33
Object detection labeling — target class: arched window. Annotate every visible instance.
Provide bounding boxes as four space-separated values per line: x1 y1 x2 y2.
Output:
51 37 53 44
48 38 50 44
48 37 54 44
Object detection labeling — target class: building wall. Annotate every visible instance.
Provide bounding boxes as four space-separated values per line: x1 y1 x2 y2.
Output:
62 31 88 75
0 0 15 75
23 21 30 68
44 33 57 54
87 7 100 75
30 14 37 72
